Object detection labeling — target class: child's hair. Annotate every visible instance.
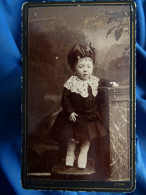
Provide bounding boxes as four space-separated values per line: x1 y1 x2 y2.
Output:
67 43 96 69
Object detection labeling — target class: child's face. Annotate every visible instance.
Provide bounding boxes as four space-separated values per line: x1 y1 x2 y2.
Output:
74 57 93 80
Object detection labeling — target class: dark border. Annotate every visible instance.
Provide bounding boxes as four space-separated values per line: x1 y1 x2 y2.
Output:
21 0 136 192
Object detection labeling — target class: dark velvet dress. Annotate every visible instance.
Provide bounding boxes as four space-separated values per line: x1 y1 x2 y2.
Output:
52 78 110 141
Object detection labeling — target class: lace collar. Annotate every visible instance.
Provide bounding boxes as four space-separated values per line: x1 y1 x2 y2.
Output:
64 75 99 98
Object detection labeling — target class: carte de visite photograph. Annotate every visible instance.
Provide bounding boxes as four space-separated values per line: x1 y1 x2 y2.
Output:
22 1 136 192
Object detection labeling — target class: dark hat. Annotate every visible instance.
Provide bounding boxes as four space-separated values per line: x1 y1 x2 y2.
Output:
67 43 96 69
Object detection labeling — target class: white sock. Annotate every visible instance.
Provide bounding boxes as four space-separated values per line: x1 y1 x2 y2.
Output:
78 140 90 169
65 140 76 167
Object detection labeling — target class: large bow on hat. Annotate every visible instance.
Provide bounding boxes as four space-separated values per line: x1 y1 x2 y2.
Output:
67 43 96 68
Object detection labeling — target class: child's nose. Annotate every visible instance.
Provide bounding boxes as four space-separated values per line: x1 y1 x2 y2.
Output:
83 67 88 72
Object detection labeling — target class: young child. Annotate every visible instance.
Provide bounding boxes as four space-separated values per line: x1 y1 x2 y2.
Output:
52 43 118 169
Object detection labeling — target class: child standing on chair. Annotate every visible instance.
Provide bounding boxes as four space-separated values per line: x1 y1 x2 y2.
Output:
53 43 110 169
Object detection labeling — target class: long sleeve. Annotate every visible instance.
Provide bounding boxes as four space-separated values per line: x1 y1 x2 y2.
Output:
61 87 74 115
98 78 112 88
97 79 109 129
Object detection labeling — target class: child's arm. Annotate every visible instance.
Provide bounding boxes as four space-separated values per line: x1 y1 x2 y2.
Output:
61 87 74 114
61 88 78 122
98 79 119 87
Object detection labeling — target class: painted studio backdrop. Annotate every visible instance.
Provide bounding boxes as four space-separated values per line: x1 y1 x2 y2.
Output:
27 5 130 181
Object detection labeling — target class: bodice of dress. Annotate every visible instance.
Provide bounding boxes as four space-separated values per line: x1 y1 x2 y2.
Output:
62 82 99 115
61 76 111 116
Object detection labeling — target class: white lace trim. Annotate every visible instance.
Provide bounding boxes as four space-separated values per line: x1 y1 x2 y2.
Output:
64 75 99 98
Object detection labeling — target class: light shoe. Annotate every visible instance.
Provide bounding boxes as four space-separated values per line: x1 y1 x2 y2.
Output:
65 155 75 167
77 153 87 169
65 139 76 167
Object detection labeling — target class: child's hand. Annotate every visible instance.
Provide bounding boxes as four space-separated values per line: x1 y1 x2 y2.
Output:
110 82 119 87
69 112 78 122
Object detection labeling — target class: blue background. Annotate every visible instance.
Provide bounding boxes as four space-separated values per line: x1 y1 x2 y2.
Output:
0 0 145 194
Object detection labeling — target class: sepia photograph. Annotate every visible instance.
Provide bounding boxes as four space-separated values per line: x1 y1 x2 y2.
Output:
22 1 135 192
